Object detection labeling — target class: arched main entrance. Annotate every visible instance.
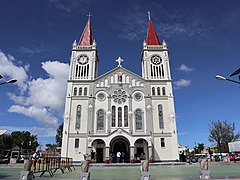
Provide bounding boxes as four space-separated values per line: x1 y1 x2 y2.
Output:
110 136 130 163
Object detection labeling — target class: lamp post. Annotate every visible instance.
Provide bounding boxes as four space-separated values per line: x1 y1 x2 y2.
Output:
215 75 240 85
0 75 17 86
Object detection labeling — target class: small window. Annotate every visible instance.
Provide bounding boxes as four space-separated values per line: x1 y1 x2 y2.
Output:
84 87 87 95
79 87 82 96
74 87 77 96
162 87 166 96
157 87 161 96
152 87 155 96
160 138 165 148
75 139 79 148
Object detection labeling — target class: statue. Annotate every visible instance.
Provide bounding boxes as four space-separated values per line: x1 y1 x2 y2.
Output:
23 159 33 171
199 158 211 179
141 160 149 172
140 160 151 180
20 158 34 180
80 152 91 173
199 158 208 170
79 152 91 180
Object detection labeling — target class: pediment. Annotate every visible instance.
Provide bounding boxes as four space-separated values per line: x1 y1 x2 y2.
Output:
95 66 145 88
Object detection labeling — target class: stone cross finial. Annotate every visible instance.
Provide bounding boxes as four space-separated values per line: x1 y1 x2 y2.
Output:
116 57 124 67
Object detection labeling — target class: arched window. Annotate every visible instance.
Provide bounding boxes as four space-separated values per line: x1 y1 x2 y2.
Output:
97 109 105 130
157 87 161 96
75 105 81 129
74 87 77 96
158 104 164 129
162 87 166 96
135 109 143 130
84 87 87 95
79 87 82 96
124 106 128 127
118 107 122 127
152 87 155 96
112 106 116 127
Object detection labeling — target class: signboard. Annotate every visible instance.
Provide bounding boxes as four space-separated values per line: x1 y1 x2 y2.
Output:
228 141 240 152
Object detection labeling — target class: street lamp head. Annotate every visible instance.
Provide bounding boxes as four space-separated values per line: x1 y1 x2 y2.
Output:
215 75 226 81
6 79 17 84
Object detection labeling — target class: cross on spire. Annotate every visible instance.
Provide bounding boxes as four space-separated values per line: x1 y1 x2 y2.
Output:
87 12 92 19
115 57 124 67
148 11 151 20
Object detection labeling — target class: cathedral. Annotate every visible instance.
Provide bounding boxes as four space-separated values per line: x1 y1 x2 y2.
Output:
61 14 179 162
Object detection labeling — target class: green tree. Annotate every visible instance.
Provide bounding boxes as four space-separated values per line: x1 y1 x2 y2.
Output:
11 131 39 152
208 120 240 152
56 123 63 147
194 143 205 154
0 134 13 149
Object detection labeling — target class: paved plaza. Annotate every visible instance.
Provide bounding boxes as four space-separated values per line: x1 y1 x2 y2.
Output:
1 162 240 180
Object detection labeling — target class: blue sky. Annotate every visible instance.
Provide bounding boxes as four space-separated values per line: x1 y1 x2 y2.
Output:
0 0 240 149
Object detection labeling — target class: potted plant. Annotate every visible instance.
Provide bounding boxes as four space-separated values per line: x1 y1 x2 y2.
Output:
105 157 110 164
130 156 135 163
149 156 154 163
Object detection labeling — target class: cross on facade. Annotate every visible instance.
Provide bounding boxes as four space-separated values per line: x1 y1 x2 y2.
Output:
115 57 124 67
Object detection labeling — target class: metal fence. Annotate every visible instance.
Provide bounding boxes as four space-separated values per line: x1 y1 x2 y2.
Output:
31 157 75 177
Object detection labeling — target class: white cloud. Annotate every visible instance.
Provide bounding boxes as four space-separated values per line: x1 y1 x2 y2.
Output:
0 126 56 137
26 61 69 111
47 0 91 13
18 46 49 56
178 131 190 136
112 4 213 41
173 79 191 89
1 50 69 127
9 105 58 127
177 64 194 73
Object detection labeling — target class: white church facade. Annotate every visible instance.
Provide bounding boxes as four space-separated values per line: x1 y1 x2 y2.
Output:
61 15 179 162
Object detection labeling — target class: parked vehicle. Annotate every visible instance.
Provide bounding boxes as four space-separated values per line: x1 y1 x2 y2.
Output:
229 154 240 161
0 155 9 164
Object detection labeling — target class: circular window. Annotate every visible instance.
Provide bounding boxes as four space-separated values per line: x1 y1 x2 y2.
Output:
134 92 142 101
112 89 127 104
97 93 106 101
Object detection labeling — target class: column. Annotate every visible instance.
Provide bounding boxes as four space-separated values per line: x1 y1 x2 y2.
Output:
148 146 153 161
128 96 133 133
88 146 92 155
105 146 110 162
130 146 135 162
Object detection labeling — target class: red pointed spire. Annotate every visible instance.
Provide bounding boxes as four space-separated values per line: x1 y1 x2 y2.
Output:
79 16 93 46
146 12 161 45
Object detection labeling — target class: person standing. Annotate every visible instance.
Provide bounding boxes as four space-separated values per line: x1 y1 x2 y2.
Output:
116 151 121 163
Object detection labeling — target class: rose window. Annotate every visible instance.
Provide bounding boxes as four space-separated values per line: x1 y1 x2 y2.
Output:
112 89 127 104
